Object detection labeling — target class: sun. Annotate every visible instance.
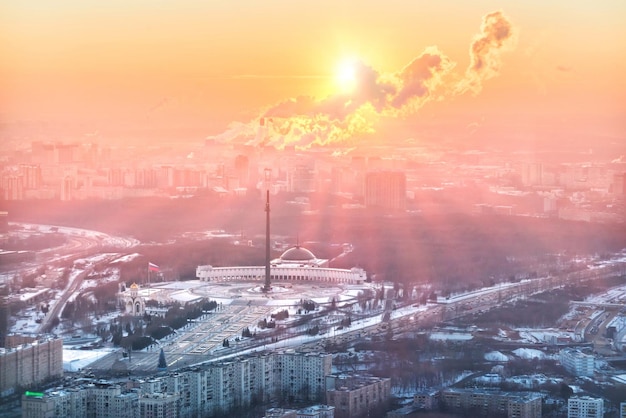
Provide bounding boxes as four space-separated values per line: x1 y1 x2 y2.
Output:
335 57 358 93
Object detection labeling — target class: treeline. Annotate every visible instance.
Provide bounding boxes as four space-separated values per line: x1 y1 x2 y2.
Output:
4 231 67 251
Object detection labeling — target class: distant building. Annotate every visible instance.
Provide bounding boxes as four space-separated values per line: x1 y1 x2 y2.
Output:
60 175 74 201
364 171 406 211
521 162 543 187
567 396 603 418
197 246 366 285
440 388 542 418
288 164 316 193
1 175 24 200
235 154 250 187
325 374 391 418
0 211 7 233
0 336 63 398
619 401 626 418
19 164 43 189
612 172 626 195
559 348 595 377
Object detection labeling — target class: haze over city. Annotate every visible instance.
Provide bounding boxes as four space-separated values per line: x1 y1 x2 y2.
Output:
1 2 626 418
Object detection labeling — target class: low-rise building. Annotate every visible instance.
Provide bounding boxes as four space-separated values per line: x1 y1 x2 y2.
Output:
440 388 542 418
297 404 335 418
559 348 595 377
265 408 297 418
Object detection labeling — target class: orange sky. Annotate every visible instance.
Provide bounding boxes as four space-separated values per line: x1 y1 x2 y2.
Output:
1 1 625 146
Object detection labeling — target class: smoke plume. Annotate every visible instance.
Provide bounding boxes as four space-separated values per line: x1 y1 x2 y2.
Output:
208 11 515 149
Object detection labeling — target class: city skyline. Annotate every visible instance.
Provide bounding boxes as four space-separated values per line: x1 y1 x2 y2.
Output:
2 1 625 150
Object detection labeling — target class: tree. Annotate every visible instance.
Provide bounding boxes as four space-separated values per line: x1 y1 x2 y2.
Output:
158 348 167 370
559 383 573 400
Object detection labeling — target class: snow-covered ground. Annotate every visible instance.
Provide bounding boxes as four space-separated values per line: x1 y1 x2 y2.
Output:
474 373 562 388
63 348 116 372
485 351 509 362
513 348 549 360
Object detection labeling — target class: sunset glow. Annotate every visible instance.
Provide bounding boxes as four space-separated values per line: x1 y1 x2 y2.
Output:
0 1 624 148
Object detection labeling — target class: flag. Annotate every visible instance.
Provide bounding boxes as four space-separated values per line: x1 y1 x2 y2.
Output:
148 262 160 272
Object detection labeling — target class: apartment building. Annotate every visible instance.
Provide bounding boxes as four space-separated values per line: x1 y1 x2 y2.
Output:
325 374 391 418
567 396 603 418
21 382 139 418
0 336 63 397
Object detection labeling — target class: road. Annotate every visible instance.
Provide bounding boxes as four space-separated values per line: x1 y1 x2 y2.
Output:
2 222 140 333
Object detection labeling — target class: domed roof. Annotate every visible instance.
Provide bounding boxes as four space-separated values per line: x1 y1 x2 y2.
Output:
280 246 316 262
130 283 139 289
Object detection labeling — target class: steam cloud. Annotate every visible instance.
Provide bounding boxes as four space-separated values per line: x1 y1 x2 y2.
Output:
208 11 515 149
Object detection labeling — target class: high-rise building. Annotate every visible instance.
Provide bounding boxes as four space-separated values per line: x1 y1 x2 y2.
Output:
18 350 334 417
19 165 42 189
139 392 180 418
21 383 140 418
0 211 7 233
235 155 250 187
0 336 63 397
1 175 25 201
521 162 543 187
619 401 626 418
567 396 603 418
364 171 406 211
280 352 332 403
21 392 55 418
288 164 316 193
60 175 74 201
